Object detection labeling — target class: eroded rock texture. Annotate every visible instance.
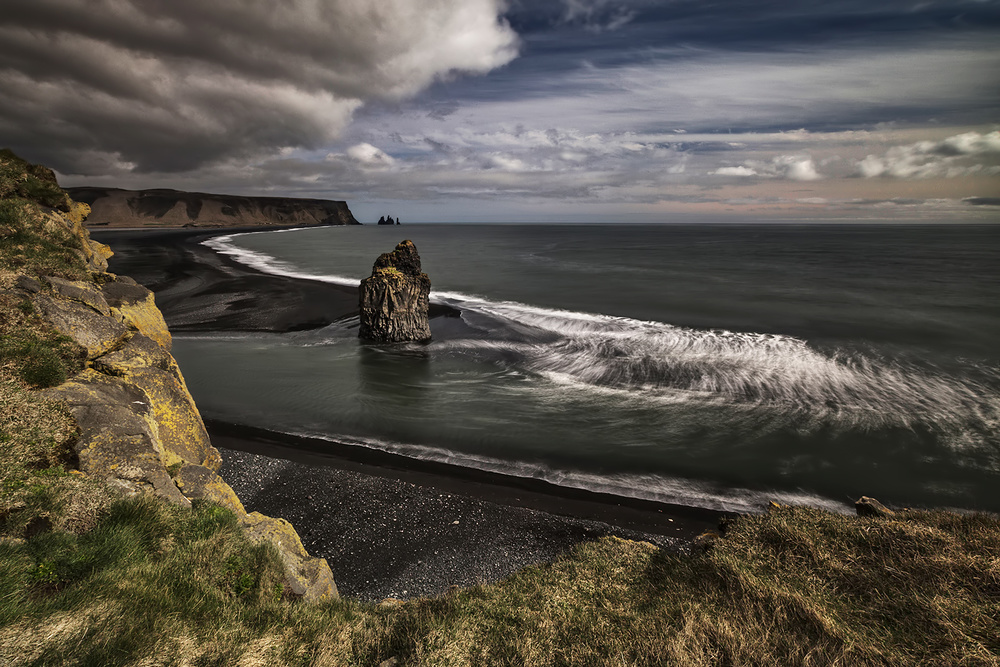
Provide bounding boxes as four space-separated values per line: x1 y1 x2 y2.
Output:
19 202 337 602
359 240 432 343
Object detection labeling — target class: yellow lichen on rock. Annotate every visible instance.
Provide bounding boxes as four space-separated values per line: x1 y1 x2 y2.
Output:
18 190 335 601
42 369 191 508
174 464 246 516
101 277 173 350
242 512 339 601
66 202 91 225
33 295 131 360
92 335 220 471
48 203 114 273
44 276 111 316
117 294 171 350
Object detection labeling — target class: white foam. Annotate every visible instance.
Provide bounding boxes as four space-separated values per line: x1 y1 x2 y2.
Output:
203 232 363 288
435 297 1000 437
288 429 852 515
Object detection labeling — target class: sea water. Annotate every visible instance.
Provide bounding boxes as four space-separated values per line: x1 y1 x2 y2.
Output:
168 223 1000 514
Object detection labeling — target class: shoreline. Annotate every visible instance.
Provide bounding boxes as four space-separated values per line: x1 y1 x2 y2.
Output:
213 422 720 601
207 419 723 538
98 225 724 601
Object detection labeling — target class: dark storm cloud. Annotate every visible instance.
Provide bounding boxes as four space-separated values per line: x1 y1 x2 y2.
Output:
0 0 518 174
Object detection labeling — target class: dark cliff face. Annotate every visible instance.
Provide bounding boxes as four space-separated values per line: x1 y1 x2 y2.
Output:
66 187 360 228
359 240 432 343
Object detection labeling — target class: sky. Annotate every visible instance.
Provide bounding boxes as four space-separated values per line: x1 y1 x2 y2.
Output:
2 0 999 223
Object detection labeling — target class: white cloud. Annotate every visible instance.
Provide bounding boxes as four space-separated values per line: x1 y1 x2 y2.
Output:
858 131 1000 179
781 157 821 181
375 46 1000 143
938 131 1000 156
858 154 888 178
712 166 758 177
487 154 531 171
711 156 821 180
561 0 637 31
346 143 396 167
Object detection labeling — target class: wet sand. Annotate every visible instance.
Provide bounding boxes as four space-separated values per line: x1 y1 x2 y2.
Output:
93 227 359 332
95 226 723 601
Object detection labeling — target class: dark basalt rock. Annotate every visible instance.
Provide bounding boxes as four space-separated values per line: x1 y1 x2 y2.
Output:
855 496 895 518
359 240 431 343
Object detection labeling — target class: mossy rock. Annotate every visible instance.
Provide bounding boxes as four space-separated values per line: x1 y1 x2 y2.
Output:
241 512 338 601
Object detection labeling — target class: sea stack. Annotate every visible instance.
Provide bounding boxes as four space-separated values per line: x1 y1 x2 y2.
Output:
359 240 432 343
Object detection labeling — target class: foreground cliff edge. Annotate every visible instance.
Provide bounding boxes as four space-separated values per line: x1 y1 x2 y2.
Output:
2 150 998 665
0 150 336 601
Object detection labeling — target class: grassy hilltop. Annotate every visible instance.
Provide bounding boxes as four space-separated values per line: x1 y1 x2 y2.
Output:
1 150 998 665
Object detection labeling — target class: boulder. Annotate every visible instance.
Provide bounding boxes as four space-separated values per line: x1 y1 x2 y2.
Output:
102 275 172 350
43 276 111 316
33 294 131 359
15 276 42 294
241 512 339 601
42 370 190 507
92 334 221 471
855 496 895 518
173 464 246 516
84 240 114 273
359 240 432 343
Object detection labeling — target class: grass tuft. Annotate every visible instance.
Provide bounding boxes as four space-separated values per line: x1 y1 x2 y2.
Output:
0 290 87 389
0 198 88 282
0 149 71 212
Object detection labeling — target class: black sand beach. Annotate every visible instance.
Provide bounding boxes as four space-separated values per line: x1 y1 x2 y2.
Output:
94 227 723 601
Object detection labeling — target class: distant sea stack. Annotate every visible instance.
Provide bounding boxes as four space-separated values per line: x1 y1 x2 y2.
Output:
66 187 360 228
359 240 431 343
377 215 401 225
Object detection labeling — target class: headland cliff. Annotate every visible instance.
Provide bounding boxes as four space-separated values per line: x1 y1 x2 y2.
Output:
67 186 359 229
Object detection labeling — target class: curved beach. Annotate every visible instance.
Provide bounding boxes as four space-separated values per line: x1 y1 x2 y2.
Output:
93 227 720 601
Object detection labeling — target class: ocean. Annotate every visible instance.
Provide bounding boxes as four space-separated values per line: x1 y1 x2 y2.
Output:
167 223 1000 514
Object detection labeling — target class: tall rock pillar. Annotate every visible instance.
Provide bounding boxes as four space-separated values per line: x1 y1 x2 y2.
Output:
359 240 432 342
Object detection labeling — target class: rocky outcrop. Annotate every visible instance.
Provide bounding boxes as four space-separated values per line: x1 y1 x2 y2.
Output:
34 294 131 359
43 369 193 507
66 187 360 229
359 240 431 343
14 205 337 602
242 512 339 599
855 496 896 518
101 275 172 350
90 333 217 471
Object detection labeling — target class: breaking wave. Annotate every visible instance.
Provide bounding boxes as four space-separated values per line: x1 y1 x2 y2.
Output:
428 296 1000 436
